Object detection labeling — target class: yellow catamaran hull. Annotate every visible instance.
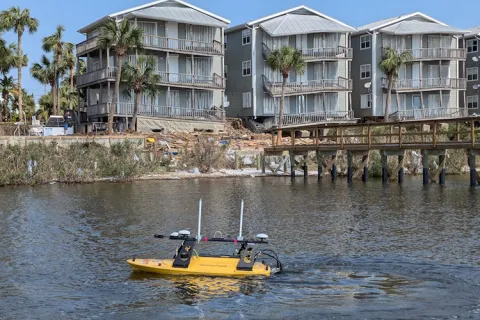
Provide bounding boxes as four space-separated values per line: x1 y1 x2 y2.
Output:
127 256 271 277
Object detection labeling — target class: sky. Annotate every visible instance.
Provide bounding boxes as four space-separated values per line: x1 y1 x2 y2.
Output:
0 0 478 102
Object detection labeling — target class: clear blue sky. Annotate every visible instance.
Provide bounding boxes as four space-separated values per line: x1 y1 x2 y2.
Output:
1 0 478 102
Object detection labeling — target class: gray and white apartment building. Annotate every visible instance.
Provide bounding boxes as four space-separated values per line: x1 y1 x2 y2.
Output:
75 0 229 124
224 6 356 128
352 12 469 121
462 26 480 113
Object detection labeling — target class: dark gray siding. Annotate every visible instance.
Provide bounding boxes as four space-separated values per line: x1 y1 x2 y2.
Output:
464 35 479 112
225 28 253 118
351 33 373 118
255 28 267 117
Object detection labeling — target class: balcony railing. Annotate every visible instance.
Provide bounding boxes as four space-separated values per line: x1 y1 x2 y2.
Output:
381 78 466 91
114 103 225 122
76 67 116 87
390 108 469 121
156 71 224 89
263 75 352 96
143 36 223 55
262 43 352 60
382 47 467 60
76 37 99 56
274 110 355 127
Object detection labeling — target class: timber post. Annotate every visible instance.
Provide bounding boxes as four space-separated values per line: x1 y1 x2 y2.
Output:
398 154 405 184
303 153 308 179
331 154 337 181
381 151 388 184
347 151 353 183
439 154 446 185
261 153 266 174
422 150 429 185
290 153 296 178
469 151 477 187
362 154 368 182
316 151 323 181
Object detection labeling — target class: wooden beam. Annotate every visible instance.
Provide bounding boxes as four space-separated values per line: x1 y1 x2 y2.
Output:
353 152 369 179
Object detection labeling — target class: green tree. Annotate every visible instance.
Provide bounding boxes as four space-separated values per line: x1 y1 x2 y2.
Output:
121 55 160 130
37 93 53 122
42 25 71 113
11 88 35 120
98 19 143 134
62 42 76 110
266 46 305 144
31 55 57 114
0 75 16 121
379 46 412 121
0 7 39 122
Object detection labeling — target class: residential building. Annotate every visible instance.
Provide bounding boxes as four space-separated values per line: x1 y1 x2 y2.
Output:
462 26 480 113
75 0 229 126
352 12 469 121
224 6 356 130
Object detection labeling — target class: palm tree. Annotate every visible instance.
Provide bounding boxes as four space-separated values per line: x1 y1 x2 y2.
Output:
0 7 39 122
122 55 160 131
0 75 16 121
266 46 305 145
42 25 71 111
98 18 143 134
379 47 413 121
62 43 76 110
31 55 57 114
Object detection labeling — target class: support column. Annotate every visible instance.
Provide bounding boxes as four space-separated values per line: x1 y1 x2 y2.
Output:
316 151 323 181
381 152 388 184
439 154 446 185
422 150 429 185
347 151 353 183
331 155 337 181
469 153 477 187
362 155 368 182
303 154 308 179
398 154 405 184
261 153 266 174
290 153 296 178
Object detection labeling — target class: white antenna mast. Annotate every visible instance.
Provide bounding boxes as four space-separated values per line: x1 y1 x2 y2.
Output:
238 199 244 241
197 199 202 243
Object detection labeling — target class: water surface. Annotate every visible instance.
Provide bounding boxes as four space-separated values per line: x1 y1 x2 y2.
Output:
1 177 479 319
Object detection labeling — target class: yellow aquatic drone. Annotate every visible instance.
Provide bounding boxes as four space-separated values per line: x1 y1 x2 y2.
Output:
127 200 282 277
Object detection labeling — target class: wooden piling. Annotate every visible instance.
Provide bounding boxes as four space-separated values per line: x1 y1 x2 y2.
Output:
422 150 429 185
347 151 353 183
290 153 296 178
398 154 405 184
469 153 476 187
331 155 337 181
439 155 446 185
381 152 388 184
316 151 323 180
362 155 368 182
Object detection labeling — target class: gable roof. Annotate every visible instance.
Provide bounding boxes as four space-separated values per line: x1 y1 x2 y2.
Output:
226 5 354 34
78 0 229 33
355 12 449 35
380 20 469 35
466 26 480 37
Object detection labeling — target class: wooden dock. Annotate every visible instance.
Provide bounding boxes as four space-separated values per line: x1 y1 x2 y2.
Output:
263 116 480 186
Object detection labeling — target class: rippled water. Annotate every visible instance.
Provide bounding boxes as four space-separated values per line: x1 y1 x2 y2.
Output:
1 177 480 319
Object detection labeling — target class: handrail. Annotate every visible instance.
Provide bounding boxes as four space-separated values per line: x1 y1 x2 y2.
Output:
274 110 355 126
155 71 224 88
76 36 99 55
142 35 223 55
114 103 225 122
262 42 353 60
381 77 467 90
76 67 116 87
382 47 467 60
389 108 469 121
263 75 352 96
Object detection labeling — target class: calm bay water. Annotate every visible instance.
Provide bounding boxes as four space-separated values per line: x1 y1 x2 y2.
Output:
1 176 480 319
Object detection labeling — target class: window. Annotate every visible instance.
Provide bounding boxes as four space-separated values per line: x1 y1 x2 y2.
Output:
467 95 479 109
242 60 251 76
467 67 478 81
360 34 371 50
224 35 227 50
242 29 251 45
242 92 252 108
360 64 371 79
467 39 478 53
360 94 372 109
224 65 228 79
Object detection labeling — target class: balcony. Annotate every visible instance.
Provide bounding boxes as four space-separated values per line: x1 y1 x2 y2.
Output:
155 71 224 89
76 37 99 57
263 75 352 97
143 36 223 56
86 103 224 122
274 110 355 127
390 108 469 121
381 78 466 92
76 67 116 87
382 47 467 61
262 43 352 61
76 36 223 57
